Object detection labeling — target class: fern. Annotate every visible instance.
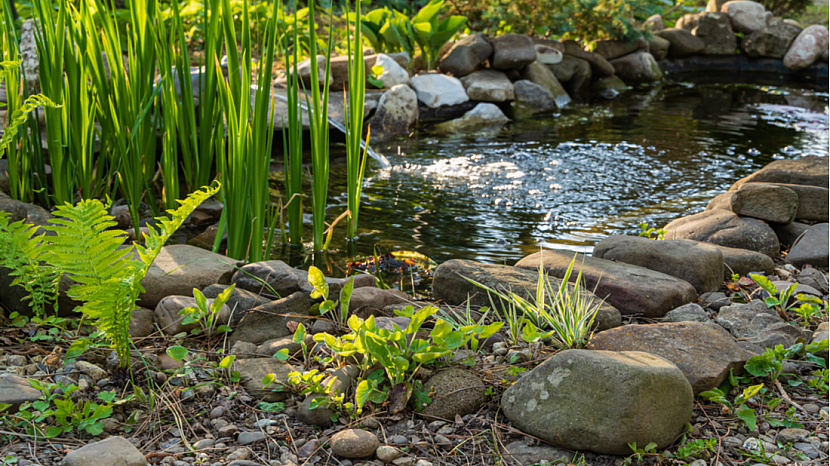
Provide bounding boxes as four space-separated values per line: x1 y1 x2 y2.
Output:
0 93 59 160
0 213 60 316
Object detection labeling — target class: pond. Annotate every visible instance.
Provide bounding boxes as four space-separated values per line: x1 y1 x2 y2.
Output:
273 81 829 284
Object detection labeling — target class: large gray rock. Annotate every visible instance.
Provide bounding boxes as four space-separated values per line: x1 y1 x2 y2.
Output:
773 222 810 248
783 25 829 70
716 300 811 348
520 62 571 108
648 35 671 61
139 245 236 308
786 223 829 268
375 53 409 89
0 197 28 223
511 80 556 115
234 358 294 401
676 12 737 55
420 368 487 419
489 34 536 70
706 183 798 224
592 37 649 60
664 210 780 258
433 103 510 133
593 235 723 294
548 56 592 100
721 1 767 33
587 322 757 393
0 374 41 412
747 183 829 222
61 436 148 466
410 74 469 108
656 28 706 57
368 84 419 140
459 69 515 102
515 250 697 318
229 292 312 346
730 156 829 190
742 18 802 58
501 350 693 455
438 33 492 77
715 244 775 277
562 41 616 77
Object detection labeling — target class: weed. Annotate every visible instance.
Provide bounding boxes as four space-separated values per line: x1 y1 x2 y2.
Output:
637 222 666 240
178 284 236 336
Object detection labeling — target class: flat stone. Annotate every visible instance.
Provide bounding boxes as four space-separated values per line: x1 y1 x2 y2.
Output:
786 223 829 268
707 183 798 224
234 358 294 401
587 322 757 393
593 235 724 294
61 436 147 466
229 292 312 346
535 44 563 65
0 197 27 223
504 441 574 465
515 250 697 318
664 210 780 258
609 52 663 83
730 155 829 190
409 74 469 108
593 37 648 60
714 244 775 278
237 431 267 445
459 70 514 102
656 28 706 57
138 245 236 308
433 103 509 133
330 429 380 458
0 373 42 412
489 34 536 70
501 350 693 455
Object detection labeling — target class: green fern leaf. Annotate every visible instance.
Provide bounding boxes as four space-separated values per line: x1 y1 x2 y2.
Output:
0 213 59 315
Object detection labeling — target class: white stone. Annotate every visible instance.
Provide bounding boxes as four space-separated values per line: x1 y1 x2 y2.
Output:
460 70 514 102
721 1 767 33
535 44 563 65
783 25 829 70
409 74 469 108
375 53 409 89
434 103 509 133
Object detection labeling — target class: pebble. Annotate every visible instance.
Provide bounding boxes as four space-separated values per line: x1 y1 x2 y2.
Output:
427 420 446 432
226 447 252 461
218 424 239 438
211 418 230 430
689 461 706 466
436 426 454 436
821 407 829 420
361 417 380 429
433 435 451 450
803 403 820 414
255 419 278 428
376 445 402 463
237 431 267 445
210 406 225 419
389 435 408 445
298 439 321 457
794 442 821 458
330 429 380 458
194 439 215 450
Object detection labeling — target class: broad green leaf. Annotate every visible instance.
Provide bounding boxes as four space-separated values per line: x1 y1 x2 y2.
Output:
167 345 188 361
356 379 371 409
736 406 757 431
294 323 307 343
273 348 290 361
217 324 233 333
320 300 336 315
0 403 11 413
430 319 453 339
411 0 443 25
262 373 277 388
46 426 65 438
764 296 780 308
193 288 208 311
308 266 329 299
219 355 235 369
749 273 777 296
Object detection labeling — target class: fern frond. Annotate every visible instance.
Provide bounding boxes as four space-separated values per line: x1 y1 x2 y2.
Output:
0 93 59 160
0 212 59 316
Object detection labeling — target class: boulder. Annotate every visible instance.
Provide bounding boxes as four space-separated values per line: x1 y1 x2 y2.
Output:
721 1 767 33
296 55 334 88
375 53 408 89
0 373 42 412
385 51 411 69
511 80 556 115
489 34 537 70
715 244 775 277
438 33 492 77
348 286 410 312
330 429 380 458
591 75 628 99
676 12 737 55
592 37 649 60
609 52 663 83
297 394 335 428
656 28 706 57
420 368 487 419
368 84 419 140
234 358 294 401
587 322 757 393
535 44 563 65
706 183 798 224
154 295 231 336
61 436 147 466
759 183 827 222
202 284 272 319
663 210 780 258
663 303 710 323
459 69 515 102
730 156 829 190
521 62 571 108
786 223 829 268
501 349 693 455
129 308 156 338
0 197 28 223
138 245 235 308
648 35 671 61
783 25 829 70
515 250 697 318
742 18 802 58
548 56 592 100
562 40 615 77
593 235 723 294
773 222 810 248
433 103 510 133
645 14 665 32
409 74 469 108
229 292 312 346
716 300 810 348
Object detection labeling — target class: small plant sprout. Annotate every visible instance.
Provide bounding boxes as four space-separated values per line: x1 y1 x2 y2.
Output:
700 383 764 431
638 222 666 240
368 64 385 88
179 284 236 335
308 266 355 328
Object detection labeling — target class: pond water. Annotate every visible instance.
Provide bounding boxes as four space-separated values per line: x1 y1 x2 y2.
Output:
273 81 829 284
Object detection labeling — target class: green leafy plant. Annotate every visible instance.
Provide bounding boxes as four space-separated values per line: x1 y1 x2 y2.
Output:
744 343 804 382
637 222 666 240
308 266 355 327
790 295 828 327
407 0 466 70
748 273 799 320
622 442 658 466
178 284 236 335
674 438 716 460
360 7 414 57
700 383 764 431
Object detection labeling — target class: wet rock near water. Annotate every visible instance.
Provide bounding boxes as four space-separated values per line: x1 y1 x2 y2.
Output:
664 209 780 258
410 74 469 109
369 84 420 140
786 223 829 268
438 33 492 77
459 69 514 102
707 183 798 224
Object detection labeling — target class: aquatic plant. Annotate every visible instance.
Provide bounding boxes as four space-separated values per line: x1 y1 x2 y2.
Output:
345 0 370 242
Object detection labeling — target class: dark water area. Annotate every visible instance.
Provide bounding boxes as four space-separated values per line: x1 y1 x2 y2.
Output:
271 81 829 284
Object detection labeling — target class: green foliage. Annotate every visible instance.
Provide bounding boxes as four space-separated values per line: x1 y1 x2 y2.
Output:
360 7 415 56
700 384 764 431
178 284 236 335
674 438 717 460
744 343 803 382
408 0 467 70
791 295 828 327
308 266 355 327
0 213 60 316
345 0 371 241
637 222 666 240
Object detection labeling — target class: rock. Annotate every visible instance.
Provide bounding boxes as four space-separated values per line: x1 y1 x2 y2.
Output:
21 202 51 226
648 35 671 61
504 441 573 465
731 156 829 190
202 284 272 320
409 74 468 108
296 55 334 88
534 44 563 65
438 33 492 77
501 350 693 455
587 322 756 393
516 250 697 318
296 394 334 427
420 368 486 419
783 25 829 70
154 295 231 336
520 62 571 108
593 235 724 294
663 303 710 323
773 222 810 248
664 210 780 258
61 436 147 466
742 18 802 58
433 103 510 133
810 322 828 363
138 245 235 308
721 1 767 33
330 429 380 458
777 428 810 445
707 184 798 224
591 75 628 99
656 28 707 57
230 341 258 356
0 374 42 412
76 361 108 383
234 358 294 401
645 14 665 32
459 70 515 102
129 308 156 337
754 183 827 222
323 365 359 396
715 245 775 278
562 41 615 77
677 12 737 55
375 53 408 89
716 301 809 348
349 287 410 312
256 336 308 357
0 197 27 223
18 20 40 93
593 37 649 60
231 260 310 296
511 80 556 115
548 56 592 100
786 223 829 268
237 431 267 445
795 268 828 294
489 34 536 70
229 292 312 346
369 84 419 140
376 446 402 463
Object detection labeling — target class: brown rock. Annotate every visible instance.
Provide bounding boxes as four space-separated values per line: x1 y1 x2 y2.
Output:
664 210 780 258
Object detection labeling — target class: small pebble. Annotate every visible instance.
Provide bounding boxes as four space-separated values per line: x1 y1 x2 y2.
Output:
210 406 225 419
803 403 820 414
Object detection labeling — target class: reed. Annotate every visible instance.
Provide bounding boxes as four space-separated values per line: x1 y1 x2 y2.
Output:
344 0 370 242
281 5 305 249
